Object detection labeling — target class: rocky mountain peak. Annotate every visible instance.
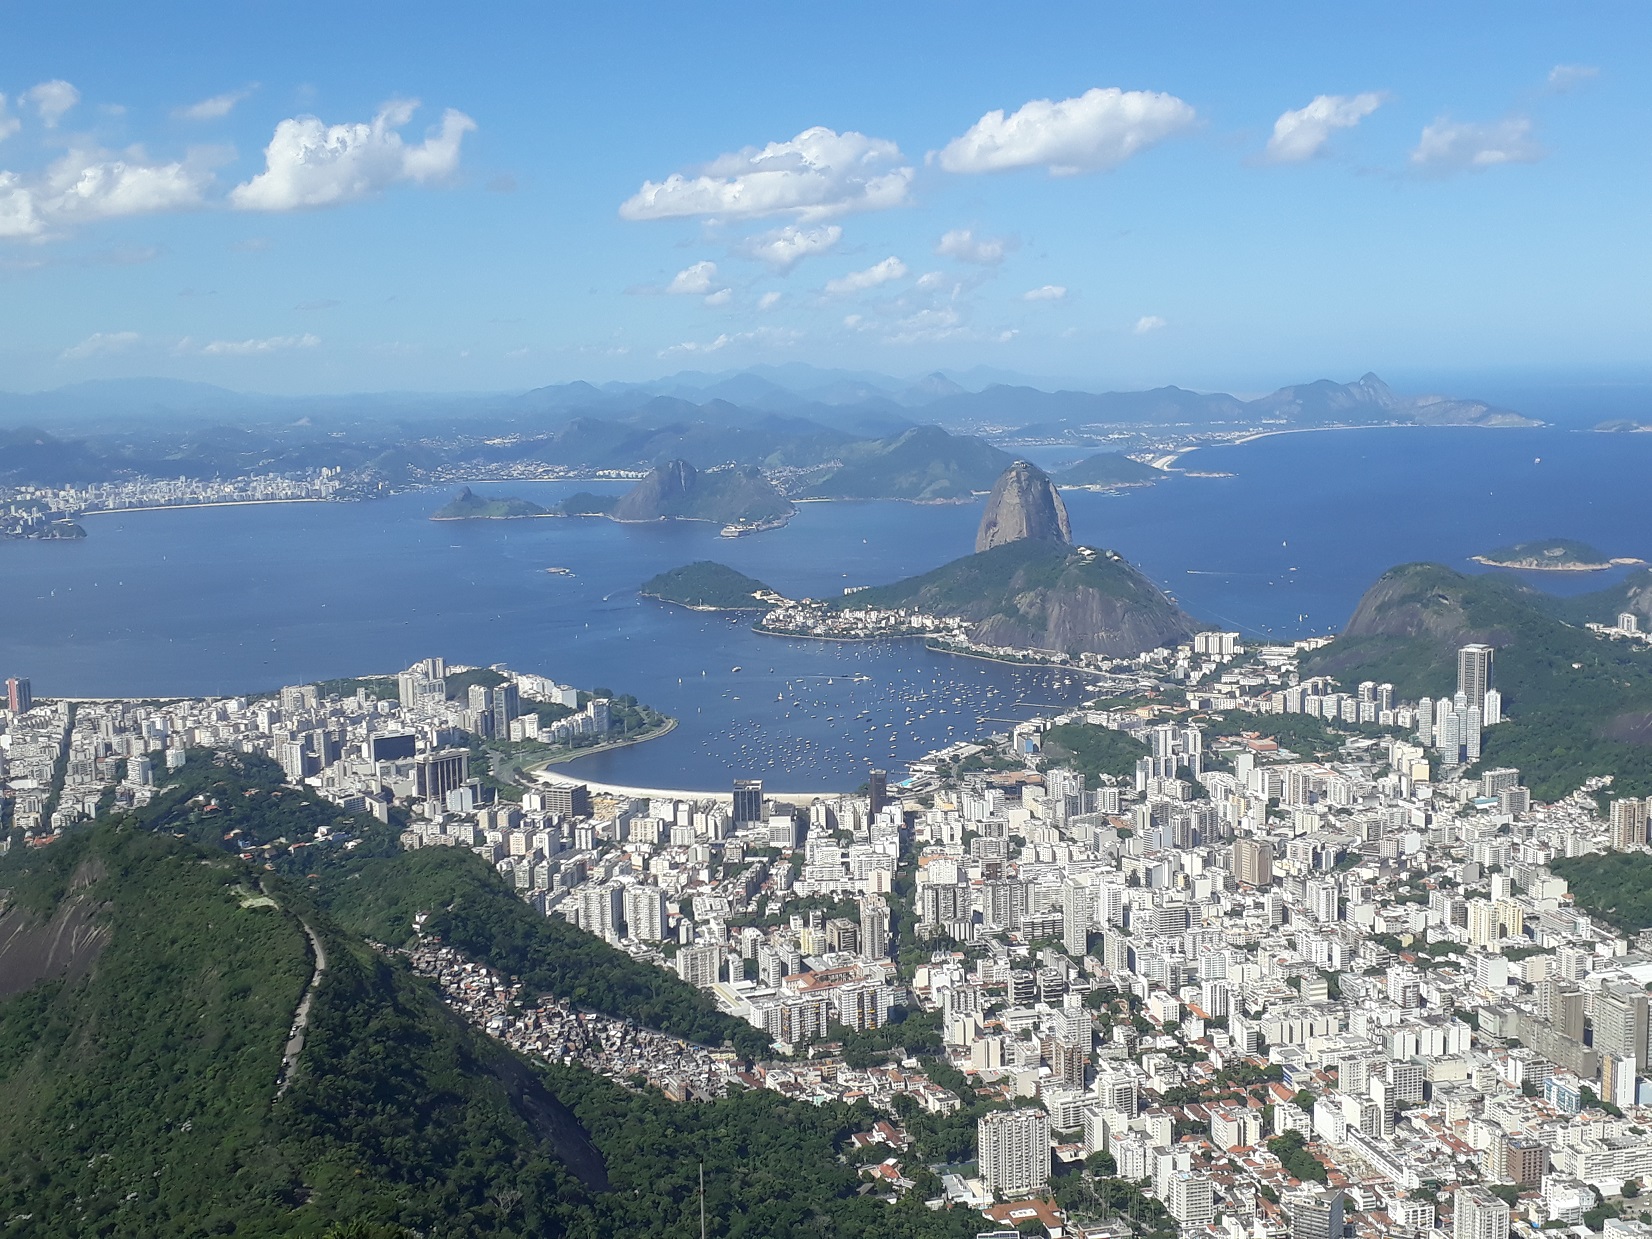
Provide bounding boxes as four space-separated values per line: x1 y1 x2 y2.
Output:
976 460 1072 553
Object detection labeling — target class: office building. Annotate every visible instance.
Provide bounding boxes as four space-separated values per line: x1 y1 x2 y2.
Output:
5 676 31 715
545 782 592 820
412 749 469 804
978 1109 1051 1198
733 779 765 826
1454 1186 1510 1239
1291 1188 1345 1239
368 732 417 763
868 768 888 818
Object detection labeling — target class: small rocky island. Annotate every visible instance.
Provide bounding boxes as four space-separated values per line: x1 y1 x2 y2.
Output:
431 487 550 520
1471 538 1643 572
639 561 781 610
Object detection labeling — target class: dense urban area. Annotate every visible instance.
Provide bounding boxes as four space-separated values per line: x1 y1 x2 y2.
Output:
8 602 1652 1239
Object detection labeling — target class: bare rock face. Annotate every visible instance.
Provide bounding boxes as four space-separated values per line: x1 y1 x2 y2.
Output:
611 460 697 521
976 460 1072 553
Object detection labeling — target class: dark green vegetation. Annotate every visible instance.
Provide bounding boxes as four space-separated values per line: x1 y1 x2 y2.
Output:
1552 852 1652 933
431 487 550 520
313 675 399 702
1304 562 1652 799
610 459 793 525
640 561 778 610
0 760 993 1238
840 538 1198 658
556 491 617 516
1473 538 1617 570
1053 452 1162 489
1266 1131 1328 1184
792 425 1011 501
1207 710 1393 761
1039 722 1150 782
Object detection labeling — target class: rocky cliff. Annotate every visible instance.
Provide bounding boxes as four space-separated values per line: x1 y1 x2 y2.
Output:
610 460 793 525
975 460 1072 552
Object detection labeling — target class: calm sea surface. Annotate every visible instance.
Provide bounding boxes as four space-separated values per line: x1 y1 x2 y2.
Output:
2 426 1645 790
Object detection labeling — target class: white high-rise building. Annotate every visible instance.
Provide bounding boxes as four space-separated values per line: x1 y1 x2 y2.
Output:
978 1109 1051 1198
623 885 669 942
1458 644 1494 708
1454 1186 1511 1239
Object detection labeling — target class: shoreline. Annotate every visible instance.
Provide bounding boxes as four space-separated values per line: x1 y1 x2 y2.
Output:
640 593 768 614
528 715 679 769
532 761 838 805
1468 555 1643 573
80 497 332 516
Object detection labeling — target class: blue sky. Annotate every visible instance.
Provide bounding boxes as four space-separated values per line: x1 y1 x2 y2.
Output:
0 2 1645 395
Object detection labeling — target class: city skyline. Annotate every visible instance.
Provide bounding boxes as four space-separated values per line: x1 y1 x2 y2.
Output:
0 3 1645 393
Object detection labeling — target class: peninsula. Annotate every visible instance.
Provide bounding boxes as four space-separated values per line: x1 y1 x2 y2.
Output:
431 486 551 520
1470 538 1642 572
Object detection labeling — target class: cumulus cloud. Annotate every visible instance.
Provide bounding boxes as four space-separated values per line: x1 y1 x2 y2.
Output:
42 146 215 223
667 260 719 295
1410 116 1542 173
1023 285 1066 301
936 87 1194 176
25 80 79 128
824 256 907 295
0 96 19 143
702 287 733 307
61 330 140 360
758 291 782 310
1134 315 1166 334
1262 93 1383 164
739 223 841 270
0 172 43 237
197 333 320 356
620 127 912 221
1548 64 1599 92
230 100 475 211
175 86 256 121
936 227 1012 265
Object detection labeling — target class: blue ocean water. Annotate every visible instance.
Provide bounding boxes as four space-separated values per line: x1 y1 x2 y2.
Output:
0 425 1644 790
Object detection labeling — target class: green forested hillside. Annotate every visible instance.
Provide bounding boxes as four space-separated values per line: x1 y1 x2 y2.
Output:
1551 852 1652 933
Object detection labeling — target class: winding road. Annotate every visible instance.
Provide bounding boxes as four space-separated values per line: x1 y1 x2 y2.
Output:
274 902 328 1098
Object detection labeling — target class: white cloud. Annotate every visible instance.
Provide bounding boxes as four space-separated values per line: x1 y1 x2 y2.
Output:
758 291 782 310
659 326 801 357
824 256 907 295
703 287 733 307
1409 116 1542 173
936 87 1195 176
42 146 215 222
1134 315 1166 334
230 100 475 211
739 223 842 270
198 333 320 356
1023 284 1066 301
0 96 19 143
1262 93 1383 164
667 260 718 295
0 172 43 237
915 270 948 291
620 127 912 221
175 86 256 121
61 330 140 360
936 227 1011 265
884 307 965 346
1548 64 1599 92
25 80 79 128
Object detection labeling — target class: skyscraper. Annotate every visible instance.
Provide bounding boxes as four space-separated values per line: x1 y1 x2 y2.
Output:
978 1109 1050 1198
1291 1188 1345 1239
733 779 764 825
868 768 888 818
5 676 31 715
1458 644 1494 709
859 896 890 959
1233 838 1274 887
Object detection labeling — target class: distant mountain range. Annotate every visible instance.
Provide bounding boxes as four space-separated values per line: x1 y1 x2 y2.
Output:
0 368 1536 495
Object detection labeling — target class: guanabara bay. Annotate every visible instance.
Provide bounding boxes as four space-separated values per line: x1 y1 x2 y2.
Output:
3 7 1647 1239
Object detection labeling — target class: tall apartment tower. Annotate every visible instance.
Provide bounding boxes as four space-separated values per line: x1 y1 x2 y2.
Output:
1233 837 1274 887
1291 1189 1345 1239
1458 644 1494 709
5 677 31 715
978 1109 1051 1198
868 768 888 818
1454 1186 1511 1239
1611 798 1649 850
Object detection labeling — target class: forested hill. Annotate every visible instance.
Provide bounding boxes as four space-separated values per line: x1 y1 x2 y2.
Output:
1303 562 1652 799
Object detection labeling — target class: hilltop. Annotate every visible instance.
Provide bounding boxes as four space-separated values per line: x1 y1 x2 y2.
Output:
431 486 551 520
609 459 793 525
792 424 1013 501
842 538 1198 658
976 459 1071 552
1302 562 1652 798
1054 452 1163 489
639 561 778 610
